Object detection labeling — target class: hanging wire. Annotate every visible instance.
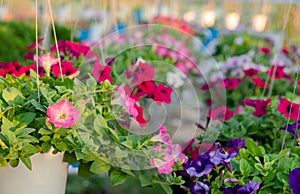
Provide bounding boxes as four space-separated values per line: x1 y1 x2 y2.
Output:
35 0 40 102
47 0 64 81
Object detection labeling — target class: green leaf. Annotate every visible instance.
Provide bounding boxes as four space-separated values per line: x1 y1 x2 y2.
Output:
78 162 94 177
16 128 35 137
240 158 254 177
246 138 265 156
9 159 19 168
2 87 24 105
29 99 46 113
90 160 111 174
160 183 173 194
276 172 289 183
109 169 127 186
115 146 128 158
20 156 32 170
63 152 78 164
139 171 153 187
14 112 36 127
1 116 17 143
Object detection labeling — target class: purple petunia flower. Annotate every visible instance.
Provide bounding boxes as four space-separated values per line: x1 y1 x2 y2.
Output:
224 185 242 194
289 168 300 194
185 159 213 177
190 181 211 194
226 138 246 153
280 121 300 138
238 181 261 194
209 143 237 172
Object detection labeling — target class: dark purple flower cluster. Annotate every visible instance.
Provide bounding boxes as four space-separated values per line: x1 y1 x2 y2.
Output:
224 181 261 194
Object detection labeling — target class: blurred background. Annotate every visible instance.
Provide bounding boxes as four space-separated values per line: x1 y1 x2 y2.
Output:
1 0 299 193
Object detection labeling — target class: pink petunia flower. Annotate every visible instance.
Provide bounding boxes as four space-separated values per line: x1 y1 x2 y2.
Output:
47 99 81 128
35 53 59 75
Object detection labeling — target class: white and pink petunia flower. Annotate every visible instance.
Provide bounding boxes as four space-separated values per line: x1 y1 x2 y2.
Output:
47 99 81 128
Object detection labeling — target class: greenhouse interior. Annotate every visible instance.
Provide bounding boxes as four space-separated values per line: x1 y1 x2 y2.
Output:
1 0 300 194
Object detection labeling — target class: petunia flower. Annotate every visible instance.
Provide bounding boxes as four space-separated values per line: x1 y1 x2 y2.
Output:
208 106 234 122
267 65 285 80
93 62 113 83
289 168 300 194
221 78 241 90
243 68 258 77
137 80 157 97
190 181 211 194
244 98 272 117
259 47 272 55
52 61 80 78
238 181 261 194
153 83 172 105
278 98 300 120
133 104 147 126
226 138 246 153
47 99 81 128
185 159 213 177
251 76 269 88
280 121 300 138
35 53 59 76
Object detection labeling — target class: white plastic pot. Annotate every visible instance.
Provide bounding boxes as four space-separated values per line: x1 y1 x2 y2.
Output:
0 150 68 194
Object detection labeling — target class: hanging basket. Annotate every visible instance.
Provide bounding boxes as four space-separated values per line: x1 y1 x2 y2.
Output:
0 150 68 194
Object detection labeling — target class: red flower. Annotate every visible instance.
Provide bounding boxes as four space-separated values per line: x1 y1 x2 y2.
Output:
267 66 285 80
153 84 172 105
93 62 113 83
221 78 241 90
14 64 36 77
137 80 157 96
278 98 300 120
243 68 258 77
251 76 269 88
51 40 91 59
208 106 234 121
244 98 272 117
134 104 147 126
259 47 272 55
281 47 290 56
26 38 44 50
52 61 79 78
136 61 155 83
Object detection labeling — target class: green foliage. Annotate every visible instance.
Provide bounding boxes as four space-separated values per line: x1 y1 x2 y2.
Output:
0 21 78 62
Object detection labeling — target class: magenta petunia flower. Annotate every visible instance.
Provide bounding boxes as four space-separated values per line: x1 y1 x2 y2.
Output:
267 65 285 80
133 104 147 126
208 106 234 121
259 47 272 55
153 83 172 105
278 98 300 120
93 62 113 83
52 61 79 78
47 99 81 128
221 78 241 90
137 80 157 97
243 68 258 77
244 98 272 117
251 76 269 88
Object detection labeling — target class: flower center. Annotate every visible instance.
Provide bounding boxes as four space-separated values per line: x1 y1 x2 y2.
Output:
59 113 67 120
